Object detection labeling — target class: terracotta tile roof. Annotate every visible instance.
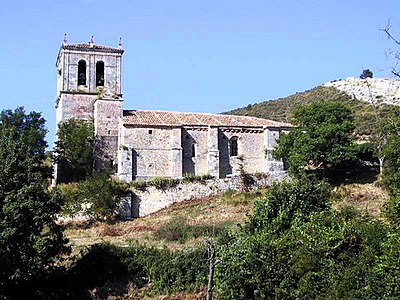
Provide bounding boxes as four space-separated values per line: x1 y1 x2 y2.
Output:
123 110 291 128
61 44 124 54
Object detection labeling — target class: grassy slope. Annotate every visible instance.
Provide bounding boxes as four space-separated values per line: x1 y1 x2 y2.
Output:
65 190 261 253
225 86 390 136
65 185 388 252
64 184 388 299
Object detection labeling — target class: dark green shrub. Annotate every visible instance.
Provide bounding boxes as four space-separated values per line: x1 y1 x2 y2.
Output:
384 192 400 227
147 246 208 295
65 242 209 297
378 106 400 192
182 173 214 183
130 178 148 190
70 243 132 288
216 208 394 300
78 172 128 220
215 230 288 300
130 175 214 191
148 176 180 189
56 172 129 220
354 142 377 162
55 182 82 218
246 176 331 234
69 243 152 289
360 69 373 79
367 231 400 298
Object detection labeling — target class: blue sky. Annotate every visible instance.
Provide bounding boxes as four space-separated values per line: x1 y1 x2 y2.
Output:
0 0 399 148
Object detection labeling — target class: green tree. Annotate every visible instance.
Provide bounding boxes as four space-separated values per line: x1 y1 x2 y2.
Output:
54 118 94 184
57 172 128 221
245 177 330 234
378 106 400 190
0 107 69 296
360 69 373 79
376 106 400 226
274 101 355 178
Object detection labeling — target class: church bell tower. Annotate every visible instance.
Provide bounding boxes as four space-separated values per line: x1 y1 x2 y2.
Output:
55 35 124 175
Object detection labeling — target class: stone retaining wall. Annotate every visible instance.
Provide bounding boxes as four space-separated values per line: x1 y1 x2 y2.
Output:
120 172 287 218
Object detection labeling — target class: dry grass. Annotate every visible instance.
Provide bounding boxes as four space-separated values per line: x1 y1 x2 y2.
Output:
65 184 387 254
86 281 206 300
64 190 264 252
332 183 388 217
144 290 205 300
66 182 388 247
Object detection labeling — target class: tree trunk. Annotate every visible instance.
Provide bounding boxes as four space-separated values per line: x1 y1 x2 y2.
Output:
206 239 216 300
379 156 385 175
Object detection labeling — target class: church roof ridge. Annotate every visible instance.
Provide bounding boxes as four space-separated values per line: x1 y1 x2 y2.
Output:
122 109 292 128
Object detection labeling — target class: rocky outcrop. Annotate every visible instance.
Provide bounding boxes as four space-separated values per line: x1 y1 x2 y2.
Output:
324 77 400 105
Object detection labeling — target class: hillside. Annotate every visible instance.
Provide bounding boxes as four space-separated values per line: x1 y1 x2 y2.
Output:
63 183 388 299
226 78 400 136
65 184 387 250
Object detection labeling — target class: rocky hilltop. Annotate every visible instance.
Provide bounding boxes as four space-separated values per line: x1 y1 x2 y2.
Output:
226 77 400 136
324 77 400 105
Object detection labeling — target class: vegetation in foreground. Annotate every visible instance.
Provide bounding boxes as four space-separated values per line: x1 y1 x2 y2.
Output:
214 178 399 300
0 108 69 297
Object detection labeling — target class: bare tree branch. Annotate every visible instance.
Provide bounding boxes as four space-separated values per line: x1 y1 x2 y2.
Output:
381 21 400 78
380 21 400 45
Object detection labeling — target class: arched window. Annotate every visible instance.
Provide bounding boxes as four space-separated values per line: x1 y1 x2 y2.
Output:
230 137 238 156
96 61 104 86
78 60 86 85
191 143 196 157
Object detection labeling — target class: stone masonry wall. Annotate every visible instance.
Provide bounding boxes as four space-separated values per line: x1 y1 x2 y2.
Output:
121 126 178 178
122 172 287 218
93 99 123 171
119 125 283 180
59 50 122 95
56 93 97 124
264 127 286 173
182 128 209 176
219 129 265 176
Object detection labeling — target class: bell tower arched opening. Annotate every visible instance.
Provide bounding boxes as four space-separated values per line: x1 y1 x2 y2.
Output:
96 61 105 87
78 60 87 86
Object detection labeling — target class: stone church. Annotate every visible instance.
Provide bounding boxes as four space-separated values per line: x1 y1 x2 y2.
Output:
55 38 290 183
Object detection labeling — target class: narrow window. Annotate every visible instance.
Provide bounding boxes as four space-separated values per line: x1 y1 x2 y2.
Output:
78 60 86 85
96 61 105 86
230 137 238 156
148 129 153 134
191 143 196 157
